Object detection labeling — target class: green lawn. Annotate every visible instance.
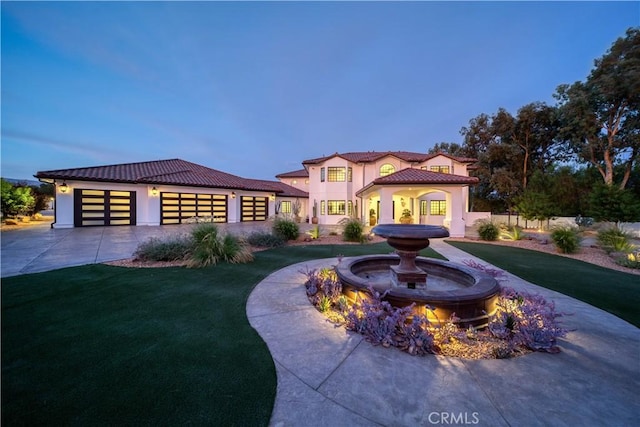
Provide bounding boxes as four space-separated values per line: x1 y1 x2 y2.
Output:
4 241 637 426
1 242 441 426
447 241 640 328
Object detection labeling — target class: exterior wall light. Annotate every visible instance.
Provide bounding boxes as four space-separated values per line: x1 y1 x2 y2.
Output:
59 182 68 193
270 194 276 201
151 187 158 196
231 191 236 199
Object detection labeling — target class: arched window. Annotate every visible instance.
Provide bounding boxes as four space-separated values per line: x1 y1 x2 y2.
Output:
380 163 395 177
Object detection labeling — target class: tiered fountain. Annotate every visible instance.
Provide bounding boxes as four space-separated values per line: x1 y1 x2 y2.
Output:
335 224 501 328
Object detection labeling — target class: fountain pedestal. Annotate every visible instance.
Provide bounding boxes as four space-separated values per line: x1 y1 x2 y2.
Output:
390 251 427 289
373 224 449 290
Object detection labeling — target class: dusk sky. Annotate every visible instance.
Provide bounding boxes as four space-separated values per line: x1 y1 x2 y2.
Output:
2 2 638 182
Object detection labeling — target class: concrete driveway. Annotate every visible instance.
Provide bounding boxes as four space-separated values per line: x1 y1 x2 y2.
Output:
0 221 282 278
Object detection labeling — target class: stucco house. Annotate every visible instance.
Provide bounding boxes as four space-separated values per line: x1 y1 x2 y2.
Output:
35 159 308 228
35 151 483 237
277 151 481 237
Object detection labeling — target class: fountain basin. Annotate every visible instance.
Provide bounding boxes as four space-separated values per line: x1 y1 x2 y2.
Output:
336 255 501 328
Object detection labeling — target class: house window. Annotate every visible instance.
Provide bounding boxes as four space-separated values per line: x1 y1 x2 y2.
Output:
328 200 346 215
430 165 450 174
347 200 353 216
348 167 353 182
281 201 292 214
430 200 446 215
380 164 395 177
320 168 325 182
328 167 346 182
321 200 326 215
420 200 428 215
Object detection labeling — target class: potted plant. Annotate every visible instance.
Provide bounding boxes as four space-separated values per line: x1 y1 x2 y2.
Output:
399 208 413 224
292 199 301 223
311 200 319 224
369 208 377 226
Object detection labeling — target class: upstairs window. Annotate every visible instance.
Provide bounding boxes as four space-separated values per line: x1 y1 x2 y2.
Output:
328 167 347 182
380 164 395 177
320 168 325 182
430 165 450 174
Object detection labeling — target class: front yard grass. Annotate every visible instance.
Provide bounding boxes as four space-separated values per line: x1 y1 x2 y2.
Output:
447 241 640 328
1 242 440 426
4 241 637 425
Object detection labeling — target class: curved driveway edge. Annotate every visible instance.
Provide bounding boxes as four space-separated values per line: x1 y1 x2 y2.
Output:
246 242 640 427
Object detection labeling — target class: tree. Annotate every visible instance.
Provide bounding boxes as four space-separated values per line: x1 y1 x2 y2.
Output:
587 183 640 222
460 110 524 212
514 190 555 229
29 183 54 215
427 142 469 157
1 179 35 217
555 27 640 189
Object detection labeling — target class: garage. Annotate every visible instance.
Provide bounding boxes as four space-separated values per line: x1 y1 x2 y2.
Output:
73 189 136 227
161 192 227 224
241 196 268 221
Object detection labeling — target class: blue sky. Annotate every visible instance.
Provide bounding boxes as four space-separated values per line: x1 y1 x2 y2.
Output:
2 2 638 181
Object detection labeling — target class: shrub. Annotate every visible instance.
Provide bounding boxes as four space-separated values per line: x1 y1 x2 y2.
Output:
476 220 500 241
340 217 364 242
344 287 436 355
189 223 253 267
272 217 299 241
306 225 321 240
488 287 568 353
597 225 635 254
550 226 582 254
304 267 342 307
499 224 524 241
246 231 286 248
617 250 640 269
134 236 194 262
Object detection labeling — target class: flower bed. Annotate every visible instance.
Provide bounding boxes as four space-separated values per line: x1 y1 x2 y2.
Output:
304 262 569 360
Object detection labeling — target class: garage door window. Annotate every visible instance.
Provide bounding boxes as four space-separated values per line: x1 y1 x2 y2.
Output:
161 192 227 224
74 189 136 227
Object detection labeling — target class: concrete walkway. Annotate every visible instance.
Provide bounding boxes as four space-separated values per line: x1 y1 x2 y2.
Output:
247 240 640 426
2 225 639 425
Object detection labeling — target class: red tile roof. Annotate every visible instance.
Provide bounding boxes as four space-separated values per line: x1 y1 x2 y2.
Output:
35 159 291 193
356 168 478 196
301 151 476 165
275 169 309 178
243 179 308 198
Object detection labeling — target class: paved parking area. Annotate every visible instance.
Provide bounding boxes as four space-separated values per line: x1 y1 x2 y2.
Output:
0 221 289 277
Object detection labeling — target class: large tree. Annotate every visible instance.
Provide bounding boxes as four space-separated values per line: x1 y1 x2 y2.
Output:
555 27 640 189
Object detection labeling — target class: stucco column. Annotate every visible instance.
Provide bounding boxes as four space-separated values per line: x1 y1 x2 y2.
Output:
379 187 395 224
447 187 465 237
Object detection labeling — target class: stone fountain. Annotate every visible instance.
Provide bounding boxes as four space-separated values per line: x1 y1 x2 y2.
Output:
335 224 501 328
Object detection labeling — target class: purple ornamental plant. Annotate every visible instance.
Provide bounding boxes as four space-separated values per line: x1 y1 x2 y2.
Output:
488 287 568 353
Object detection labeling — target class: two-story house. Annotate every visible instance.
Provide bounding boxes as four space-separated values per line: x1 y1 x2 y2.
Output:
277 151 479 237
